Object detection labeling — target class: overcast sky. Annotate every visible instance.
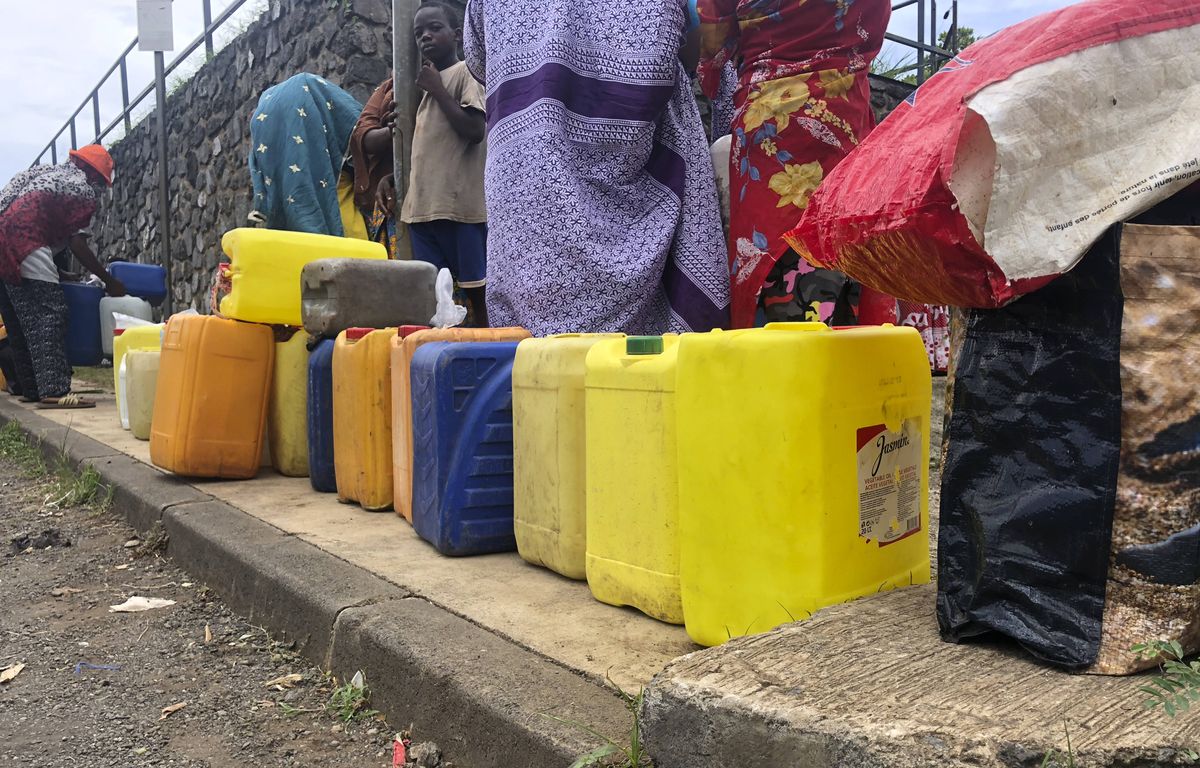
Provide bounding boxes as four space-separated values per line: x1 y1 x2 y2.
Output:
0 0 1075 187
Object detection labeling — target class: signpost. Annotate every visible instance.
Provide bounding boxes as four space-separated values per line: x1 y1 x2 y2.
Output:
137 0 174 314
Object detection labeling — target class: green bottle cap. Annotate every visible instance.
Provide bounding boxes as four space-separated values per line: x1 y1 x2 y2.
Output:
626 336 664 356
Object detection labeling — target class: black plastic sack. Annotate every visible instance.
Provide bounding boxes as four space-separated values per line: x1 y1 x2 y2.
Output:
937 227 1123 669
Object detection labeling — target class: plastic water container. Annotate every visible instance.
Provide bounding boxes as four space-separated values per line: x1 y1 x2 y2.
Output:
512 334 622 580
333 327 397 511
307 339 336 492
410 341 520 556
219 228 387 326
100 296 153 356
676 323 933 647
112 324 163 422
269 328 310 478
109 263 167 306
61 282 105 367
125 349 160 441
301 258 438 337
150 315 274 479
585 335 683 624
391 327 531 521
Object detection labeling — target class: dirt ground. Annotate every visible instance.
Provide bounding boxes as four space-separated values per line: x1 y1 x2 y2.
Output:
0 442 452 767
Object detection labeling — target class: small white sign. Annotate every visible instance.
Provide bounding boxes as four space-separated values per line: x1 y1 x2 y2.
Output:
137 0 174 52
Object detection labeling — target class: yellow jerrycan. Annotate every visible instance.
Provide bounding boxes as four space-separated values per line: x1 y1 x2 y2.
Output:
268 328 311 477
334 327 397 511
112 324 163 423
676 322 932 647
219 228 387 327
512 334 622 580
584 335 684 624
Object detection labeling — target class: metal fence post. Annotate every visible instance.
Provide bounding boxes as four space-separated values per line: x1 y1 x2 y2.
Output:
154 51 173 315
916 0 926 84
93 92 102 143
391 0 418 261
69 119 77 151
120 58 132 134
202 0 214 58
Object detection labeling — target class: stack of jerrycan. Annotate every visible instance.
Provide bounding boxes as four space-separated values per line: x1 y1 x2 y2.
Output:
674 323 932 646
409 341 522 556
299 255 437 494
113 325 163 431
512 334 622 579
220 228 390 479
391 327 531 522
150 313 274 479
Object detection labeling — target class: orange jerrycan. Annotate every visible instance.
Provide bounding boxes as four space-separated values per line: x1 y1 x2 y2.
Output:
150 315 274 479
676 323 932 646
333 327 397 511
512 334 622 580
390 326 531 521
585 335 684 624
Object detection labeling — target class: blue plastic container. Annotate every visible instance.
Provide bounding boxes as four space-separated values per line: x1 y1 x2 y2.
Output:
410 341 520 556
109 263 168 307
61 282 105 367
307 338 337 493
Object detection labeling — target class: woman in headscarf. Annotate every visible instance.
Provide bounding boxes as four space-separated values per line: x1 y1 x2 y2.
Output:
0 145 126 408
461 0 730 335
247 73 368 238
698 0 891 328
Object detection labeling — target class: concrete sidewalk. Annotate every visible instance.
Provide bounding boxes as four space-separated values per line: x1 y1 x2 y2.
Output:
4 381 1196 767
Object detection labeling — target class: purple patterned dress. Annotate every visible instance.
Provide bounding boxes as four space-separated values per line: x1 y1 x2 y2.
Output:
463 0 730 335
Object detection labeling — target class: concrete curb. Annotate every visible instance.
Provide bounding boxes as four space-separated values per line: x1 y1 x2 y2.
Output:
0 399 628 767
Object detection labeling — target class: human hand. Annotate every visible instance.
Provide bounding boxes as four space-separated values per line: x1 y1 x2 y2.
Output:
415 60 443 94
381 99 398 133
375 174 396 213
105 278 127 298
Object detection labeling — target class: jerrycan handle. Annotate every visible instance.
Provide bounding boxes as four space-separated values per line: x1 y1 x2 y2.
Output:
763 322 828 333
626 336 664 355
345 327 373 342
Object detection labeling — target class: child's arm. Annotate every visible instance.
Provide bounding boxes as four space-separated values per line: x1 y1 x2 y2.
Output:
416 61 486 144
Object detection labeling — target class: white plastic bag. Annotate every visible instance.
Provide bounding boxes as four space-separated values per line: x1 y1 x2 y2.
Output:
429 268 467 328
112 312 155 330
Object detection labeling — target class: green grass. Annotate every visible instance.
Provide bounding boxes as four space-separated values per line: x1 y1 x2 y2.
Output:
0 422 47 475
71 366 115 393
0 422 111 511
327 672 380 723
547 674 653 768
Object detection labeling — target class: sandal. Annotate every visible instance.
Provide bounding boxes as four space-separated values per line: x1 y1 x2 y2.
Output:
36 394 96 410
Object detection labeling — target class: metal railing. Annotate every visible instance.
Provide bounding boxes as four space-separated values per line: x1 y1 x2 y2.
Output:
886 0 960 85
31 0 251 167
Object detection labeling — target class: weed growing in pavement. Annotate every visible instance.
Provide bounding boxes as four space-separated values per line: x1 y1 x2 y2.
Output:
1040 722 1076 768
327 671 381 723
0 422 46 476
49 463 106 508
546 674 653 768
132 521 170 558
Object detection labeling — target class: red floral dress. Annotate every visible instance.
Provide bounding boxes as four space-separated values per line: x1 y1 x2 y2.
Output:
698 0 891 329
